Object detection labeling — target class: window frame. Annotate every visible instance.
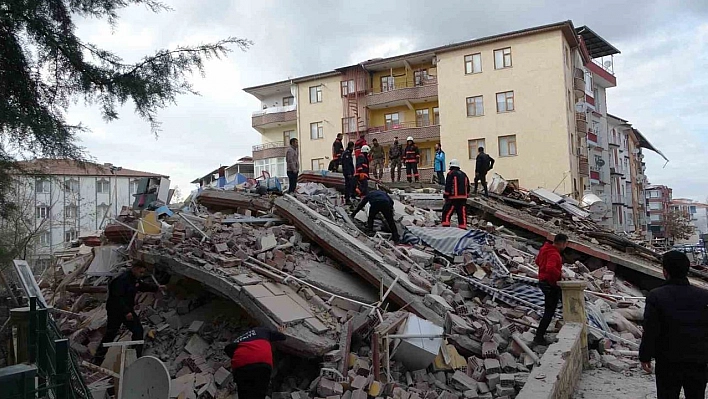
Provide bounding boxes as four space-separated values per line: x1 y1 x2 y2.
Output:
39 231 50 246
464 53 482 74
467 138 486 160
341 80 355 96
415 108 430 127
496 91 515 113
309 85 322 103
342 117 356 134
283 130 295 144
433 107 440 125
384 113 400 130
64 205 77 219
414 69 428 86
310 158 326 171
419 148 433 167
64 229 77 243
96 203 110 218
64 179 79 193
36 205 49 220
96 179 110 194
282 96 294 106
35 179 50 194
494 47 512 69
310 122 324 140
380 76 394 92
498 135 518 157
466 95 484 117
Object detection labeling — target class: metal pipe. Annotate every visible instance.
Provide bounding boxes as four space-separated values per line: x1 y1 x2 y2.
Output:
176 212 210 240
387 333 445 339
511 333 540 365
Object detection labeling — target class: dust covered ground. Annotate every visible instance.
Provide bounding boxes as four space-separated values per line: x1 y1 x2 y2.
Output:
574 368 656 399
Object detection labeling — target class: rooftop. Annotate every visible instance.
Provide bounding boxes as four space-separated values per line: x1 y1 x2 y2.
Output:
576 25 621 58
16 159 167 178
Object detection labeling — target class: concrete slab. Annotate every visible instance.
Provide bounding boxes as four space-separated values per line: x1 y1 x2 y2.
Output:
232 274 262 286
244 284 275 299
256 295 313 324
263 282 286 296
184 335 209 356
305 317 329 334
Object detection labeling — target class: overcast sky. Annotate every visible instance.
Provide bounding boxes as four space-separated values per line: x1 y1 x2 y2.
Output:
69 0 708 200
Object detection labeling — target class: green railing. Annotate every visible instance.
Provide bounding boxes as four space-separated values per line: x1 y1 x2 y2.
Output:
24 297 91 399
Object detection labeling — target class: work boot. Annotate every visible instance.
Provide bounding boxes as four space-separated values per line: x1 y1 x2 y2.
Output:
533 336 550 346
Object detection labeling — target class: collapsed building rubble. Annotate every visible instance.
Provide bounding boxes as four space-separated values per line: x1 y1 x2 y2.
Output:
9 174 674 398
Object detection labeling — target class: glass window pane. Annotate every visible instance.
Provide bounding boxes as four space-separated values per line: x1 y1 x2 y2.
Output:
495 50 503 69
497 93 505 112
476 97 484 115
473 54 481 73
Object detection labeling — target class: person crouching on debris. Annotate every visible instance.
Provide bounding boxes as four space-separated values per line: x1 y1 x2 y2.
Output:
441 159 469 229
639 251 708 399
225 326 287 399
356 145 371 197
534 233 567 346
351 189 400 242
93 263 163 365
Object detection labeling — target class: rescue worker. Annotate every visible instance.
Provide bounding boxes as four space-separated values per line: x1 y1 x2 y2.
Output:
93 263 162 365
404 136 420 183
369 138 385 180
354 133 368 158
473 146 495 197
356 145 371 197
286 138 299 194
441 159 469 228
342 141 355 204
329 133 344 172
388 136 403 182
351 190 400 242
225 327 287 399
434 143 446 185
534 234 567 346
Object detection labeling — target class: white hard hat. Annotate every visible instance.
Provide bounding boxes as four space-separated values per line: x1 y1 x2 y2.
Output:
361 145 371 153
449 159 460 168
406 136 414 142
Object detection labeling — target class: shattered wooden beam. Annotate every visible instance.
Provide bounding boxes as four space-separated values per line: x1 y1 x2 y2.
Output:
134 250 336 358
467 197 708 290
274 196 442 325
197 190 273 213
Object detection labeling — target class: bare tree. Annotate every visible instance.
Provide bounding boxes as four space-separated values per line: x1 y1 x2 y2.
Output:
664 209 696 243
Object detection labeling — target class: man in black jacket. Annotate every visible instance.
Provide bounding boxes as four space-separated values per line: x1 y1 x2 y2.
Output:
473 147 495 197
351 190 399 242
441 159 469 229
341 141 355 204
329 133 344 172
93 263 162 365
639 251 708 399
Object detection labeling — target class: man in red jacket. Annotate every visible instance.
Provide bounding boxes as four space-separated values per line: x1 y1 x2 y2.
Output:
534 233 568 345
225 327 286 399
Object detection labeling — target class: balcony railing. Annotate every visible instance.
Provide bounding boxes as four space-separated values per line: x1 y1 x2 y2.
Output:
578 155 590 176
252 104 297 117
576 112 588 137
365 121 441 145
252 141 289 160
252 105 297 129
366 77 438 108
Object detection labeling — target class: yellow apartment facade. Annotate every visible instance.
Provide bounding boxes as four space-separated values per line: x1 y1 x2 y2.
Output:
244 21 623 198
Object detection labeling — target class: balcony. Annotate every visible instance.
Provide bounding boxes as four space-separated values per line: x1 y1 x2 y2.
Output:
587 131 602 147
610 167 623 176
366 121 440 145
366 77 438 109
576 112 588 137
573 68 585 100
252 141 289 161
251 104 297 131
578 155 590 176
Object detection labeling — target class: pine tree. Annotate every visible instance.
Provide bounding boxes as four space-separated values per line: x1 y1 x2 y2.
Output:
0 0 251 215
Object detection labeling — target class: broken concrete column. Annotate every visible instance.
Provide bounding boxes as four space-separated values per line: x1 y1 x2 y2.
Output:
559 280 589 365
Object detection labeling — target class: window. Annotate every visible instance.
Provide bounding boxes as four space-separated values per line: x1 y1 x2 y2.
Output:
467 139 486 159
419 148 432 167
342 117 357 134
433 107 440 125
380 76 394 92
65 229 77 243
130 179 140 195
384 113 400 130
650 214 662 222
414 69 428 86
254 157 286 178
466 96 484 117
36 206 49 220
310 122 324 140
39 231 50 246
593 88 600 110
283 130 295 144
564 46 570 68
498 135 517 157
96 203 110 218
647 191 660 198
690 206 697 214
416 109 430 127
341 80 355 96
494 47 512 69
649 202 662 211
464 53 482 74
96 179 110 194
64 179 79 193
309 86 322 103
65 205 77 219
311 158 326 171
35 179 50 194
283 96 294 106
496 91 514 112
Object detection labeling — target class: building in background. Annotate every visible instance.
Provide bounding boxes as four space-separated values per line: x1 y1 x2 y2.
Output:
12 159 167 269
671 198 708 244
645 184 673 242
191 157 255 188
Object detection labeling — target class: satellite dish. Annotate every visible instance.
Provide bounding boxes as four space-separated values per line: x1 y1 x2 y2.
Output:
123 356 170 399
603 60 613 69
596 158 606 167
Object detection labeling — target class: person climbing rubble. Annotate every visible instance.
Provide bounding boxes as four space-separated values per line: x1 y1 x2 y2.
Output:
534 233 567 346
93 263 163 365
351 189 399 242
356 145 371 197
225 326 287 399
441 159 469 229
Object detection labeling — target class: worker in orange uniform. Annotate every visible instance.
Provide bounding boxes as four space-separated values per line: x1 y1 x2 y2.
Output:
329 133 344 172
441 159 469 228
404 136 420 183
354 133 368 158
356 145 371 197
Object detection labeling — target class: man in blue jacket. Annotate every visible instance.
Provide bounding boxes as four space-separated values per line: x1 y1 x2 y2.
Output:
434 143 446 185
351 190 399 242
